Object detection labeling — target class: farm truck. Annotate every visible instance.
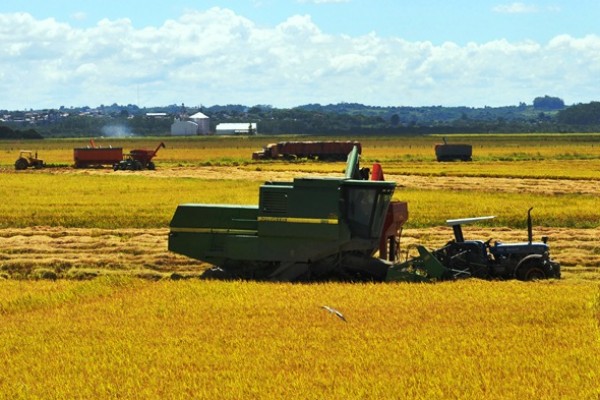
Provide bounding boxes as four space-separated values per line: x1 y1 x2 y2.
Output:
169 146 560 282
252 140 362 161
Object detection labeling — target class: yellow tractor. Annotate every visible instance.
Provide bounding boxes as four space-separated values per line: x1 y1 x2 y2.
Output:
14 151 44 170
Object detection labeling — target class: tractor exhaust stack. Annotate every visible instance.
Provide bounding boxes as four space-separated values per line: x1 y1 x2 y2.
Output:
527 207 533 244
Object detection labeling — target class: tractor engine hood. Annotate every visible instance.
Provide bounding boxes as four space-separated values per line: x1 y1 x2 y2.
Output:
491 241 549 256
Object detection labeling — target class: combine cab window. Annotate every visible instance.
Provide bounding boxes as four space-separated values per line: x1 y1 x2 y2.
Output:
345 186 393 239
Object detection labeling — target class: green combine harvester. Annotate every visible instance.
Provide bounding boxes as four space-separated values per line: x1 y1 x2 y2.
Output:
169 147 560 282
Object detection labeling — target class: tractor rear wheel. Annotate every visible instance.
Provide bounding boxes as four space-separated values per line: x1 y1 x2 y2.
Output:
14 158 29 170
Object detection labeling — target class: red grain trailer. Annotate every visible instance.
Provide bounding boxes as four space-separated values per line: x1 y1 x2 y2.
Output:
73 139 122 168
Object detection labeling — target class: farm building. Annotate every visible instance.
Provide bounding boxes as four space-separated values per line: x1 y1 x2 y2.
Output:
215 123 257 135
189 112 210 134
170 120 199 136
170 112 210 136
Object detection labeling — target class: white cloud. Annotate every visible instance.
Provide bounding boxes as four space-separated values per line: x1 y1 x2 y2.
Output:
70 12 87 21
493 3 538 14
0 9 598 109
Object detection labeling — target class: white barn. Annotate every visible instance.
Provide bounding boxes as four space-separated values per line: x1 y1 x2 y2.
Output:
170 120 199 136
215 123 257 135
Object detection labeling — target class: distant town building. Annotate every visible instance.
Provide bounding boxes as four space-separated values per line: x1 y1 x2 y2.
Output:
215 122 257 135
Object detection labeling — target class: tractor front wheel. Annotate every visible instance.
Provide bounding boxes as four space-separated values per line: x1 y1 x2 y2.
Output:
516 261 547 281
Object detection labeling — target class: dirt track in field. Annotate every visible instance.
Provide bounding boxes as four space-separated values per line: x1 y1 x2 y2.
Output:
21 165 600 195
0 226 597 280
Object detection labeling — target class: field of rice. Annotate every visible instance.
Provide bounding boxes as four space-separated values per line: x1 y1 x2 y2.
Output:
0 134 598 398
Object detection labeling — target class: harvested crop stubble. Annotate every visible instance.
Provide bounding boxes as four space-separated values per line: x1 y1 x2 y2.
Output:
0 227 195 279
0 226 598 279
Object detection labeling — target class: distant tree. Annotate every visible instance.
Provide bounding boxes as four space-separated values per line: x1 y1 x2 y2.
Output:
557 102 600 125
390 114 400 126
0 125 43 139
248 106 262 114
533 95 565 110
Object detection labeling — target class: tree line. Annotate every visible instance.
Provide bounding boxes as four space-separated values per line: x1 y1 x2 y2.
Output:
0 126 43 140
2 97 600 139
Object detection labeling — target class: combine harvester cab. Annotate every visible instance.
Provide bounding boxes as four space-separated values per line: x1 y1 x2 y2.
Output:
169 146 407 281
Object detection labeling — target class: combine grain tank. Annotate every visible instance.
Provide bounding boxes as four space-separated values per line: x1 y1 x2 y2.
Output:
252 140 362 161
74 139 123 168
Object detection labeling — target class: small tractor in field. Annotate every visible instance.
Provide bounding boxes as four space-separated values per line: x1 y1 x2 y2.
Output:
168 146 560 282
113 142 165 171
14 151 44 170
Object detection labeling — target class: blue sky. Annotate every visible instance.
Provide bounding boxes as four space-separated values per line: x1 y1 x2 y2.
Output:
1 1 599 109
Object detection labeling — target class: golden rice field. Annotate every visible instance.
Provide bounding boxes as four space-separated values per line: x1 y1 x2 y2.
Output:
0 134 599 398
0 277 598 399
